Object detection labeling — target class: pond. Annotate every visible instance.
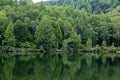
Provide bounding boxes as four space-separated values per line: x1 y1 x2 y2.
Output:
0 52 120 80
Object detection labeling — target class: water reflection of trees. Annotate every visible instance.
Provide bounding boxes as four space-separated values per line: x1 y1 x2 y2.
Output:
0 53 120 80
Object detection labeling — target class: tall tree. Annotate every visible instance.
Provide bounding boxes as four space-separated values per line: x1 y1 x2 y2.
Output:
0 12 8 45
67 28 81 51
3 20 16 46
35 16 58 51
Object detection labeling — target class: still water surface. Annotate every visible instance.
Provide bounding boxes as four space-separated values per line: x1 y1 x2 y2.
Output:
0 53 120 80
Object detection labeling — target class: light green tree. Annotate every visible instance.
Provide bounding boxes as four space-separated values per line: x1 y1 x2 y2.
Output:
67 28 81 51
55 20 63 48
35 16 58 52
86 38 92 48
3 20 16 46
0 12 8 45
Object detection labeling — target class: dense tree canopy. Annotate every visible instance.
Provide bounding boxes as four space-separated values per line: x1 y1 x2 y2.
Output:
44 0 120 13
0 0 120 51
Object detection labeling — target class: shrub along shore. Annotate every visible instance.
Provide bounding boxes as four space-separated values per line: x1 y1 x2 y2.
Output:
0 43 119 54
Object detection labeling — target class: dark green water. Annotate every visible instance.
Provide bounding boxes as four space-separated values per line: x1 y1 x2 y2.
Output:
0 53 120 80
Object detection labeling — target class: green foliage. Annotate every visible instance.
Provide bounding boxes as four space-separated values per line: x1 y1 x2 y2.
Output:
67 28 81 51
3 20 16 46
94 45 101 53
102 40 107 47
0 0 120 52
108 43 116 53
62 39 68 51
14 20 32 44
62 28 81 51
45 0 120 13
53 18 63 48
0 11 8 45
3 58 15 80
101 40 108 53
35 16 58 51
86 38 92 48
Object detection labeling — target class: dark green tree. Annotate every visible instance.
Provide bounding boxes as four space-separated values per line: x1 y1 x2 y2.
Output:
14 20 32 45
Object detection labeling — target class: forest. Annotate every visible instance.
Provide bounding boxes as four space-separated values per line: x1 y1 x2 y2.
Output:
45 0 120 13
0 0 120 52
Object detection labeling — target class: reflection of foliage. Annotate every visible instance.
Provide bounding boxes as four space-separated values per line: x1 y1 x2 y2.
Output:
3 56 15 80
0 53 120 80
34 54 63 80
13 55 34 80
